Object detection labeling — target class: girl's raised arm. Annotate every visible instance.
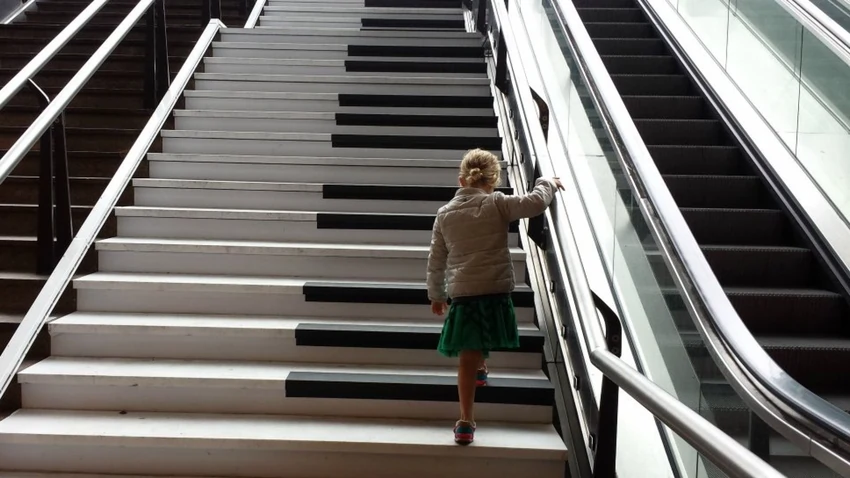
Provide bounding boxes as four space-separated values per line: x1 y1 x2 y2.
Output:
494 177 562 222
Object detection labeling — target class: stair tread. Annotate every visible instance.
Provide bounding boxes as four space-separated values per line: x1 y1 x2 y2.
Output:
145 153 473 167
0 409 567 459
193 71 489 84
49 311 541 334
19 356 546 383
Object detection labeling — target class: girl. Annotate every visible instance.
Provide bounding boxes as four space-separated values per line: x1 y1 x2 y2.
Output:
427 148 562 445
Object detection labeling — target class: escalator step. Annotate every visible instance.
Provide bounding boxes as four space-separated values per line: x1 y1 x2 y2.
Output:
635 119 728 146
702 246 817 289
575 8 645 23
649 145 744 175
594 38 666 56
584 22 656 39
622 95 706 119
681 208 792 246
664 175 768 208
602 55 680 75
611 74 691 95
728 287 847 337
764 337 850 392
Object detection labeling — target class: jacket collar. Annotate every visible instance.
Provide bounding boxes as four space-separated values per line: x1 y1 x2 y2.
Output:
454 187 489 198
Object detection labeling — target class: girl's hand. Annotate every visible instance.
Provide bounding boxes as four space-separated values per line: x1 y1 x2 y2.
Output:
431 300 448 316
551 177 564 190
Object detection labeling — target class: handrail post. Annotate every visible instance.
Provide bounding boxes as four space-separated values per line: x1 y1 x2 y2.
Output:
30 81 55 275
51 112 73 258
591 293 622 478
154 0 170 103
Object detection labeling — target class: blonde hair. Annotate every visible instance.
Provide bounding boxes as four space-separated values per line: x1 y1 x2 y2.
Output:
460 148 500 188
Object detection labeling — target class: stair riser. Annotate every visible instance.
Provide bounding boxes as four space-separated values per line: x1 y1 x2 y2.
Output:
258 17 465 29
602 56 679 75
585 22 655 38
219 32 481 46
0 245 96 274
612 76 691 96
267 0 464 5
263 5 463 14
664 177 766 209
577 8 645 23
0 55 189 72
649 147 744 175
0 209 115 237
162 137 498 160
595 39 666 56
1 111 152 129
0 279 75 315
10 92 144 110
623 96 706 119
682 211 791 246
116 215 520 246
212 46 353 60
13 155 146 177
203 62 483 77
134 187 453 213
262 10 461 20
0 181 130 206
148 160 467 185
0 133 155 153
193 79 489 96
0 73 142 91
729 293 846 336
49 331 542 369
0 444 564 478
173 116 496 136
75 289 536 322
21 383 549 423
97 250 528 283
0 29 202 42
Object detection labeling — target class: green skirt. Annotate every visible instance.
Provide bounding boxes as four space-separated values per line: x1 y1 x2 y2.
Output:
437 294 520 358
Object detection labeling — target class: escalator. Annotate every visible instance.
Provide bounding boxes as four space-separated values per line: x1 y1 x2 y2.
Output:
573 0 850 472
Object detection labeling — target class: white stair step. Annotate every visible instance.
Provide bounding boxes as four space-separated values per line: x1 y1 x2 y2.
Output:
171 110 496 136
48 312 543 369
19 357 551 423
146 153 501 185
72 272 535 320
160 130 499 161
192 72 489 95
213 42 352 60
95 236 527 282
183 90 492 114
0 410 567 478
261 11 458 21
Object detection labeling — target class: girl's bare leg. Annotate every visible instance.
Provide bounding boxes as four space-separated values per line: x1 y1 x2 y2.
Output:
458 350 482 422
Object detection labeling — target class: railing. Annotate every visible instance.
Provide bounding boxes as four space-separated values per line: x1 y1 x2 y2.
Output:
0 0 38 24
475 0 787 476
0 0 171 273
0 17 224 415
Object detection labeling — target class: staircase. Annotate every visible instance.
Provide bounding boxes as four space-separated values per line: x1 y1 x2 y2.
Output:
0 1 569 476
0 0 248 353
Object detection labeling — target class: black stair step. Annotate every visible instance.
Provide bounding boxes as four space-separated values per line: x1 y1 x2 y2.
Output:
0 204 116 237
339 94 493 109
348 45 484 58
663 175 769 209
728 288 847 336
0 273 75 315
9 88 145 110
584 22 656 39
360 18 465 29
322 184 511 201
0 236 97 273
331 134 501 151
635 119 728 146
622 95 707 119
335 112 497 128
315 212 519 233
0 127 156 152
701 245 817 288
345 59 487 74
681 208 794 246
366 0 462 6
22 11 213 24
0 52 190 71
0 69 143 90
761 336 850 393
594 38 666 56
602 55 680 75
294 323 543 352
649 145 746 175
611 74 691 95
285 371 553 406
576 8 645 23
0 176 133 205
10 151 143 177
0 24 204 42
302 281 535 308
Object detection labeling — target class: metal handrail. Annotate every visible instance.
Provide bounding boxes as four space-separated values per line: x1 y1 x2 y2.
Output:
0 18 225 409
0 0 111 111
783 0 850 68
483 0 786 476
0 0 155 183
244 0 267 28
549 0 850 467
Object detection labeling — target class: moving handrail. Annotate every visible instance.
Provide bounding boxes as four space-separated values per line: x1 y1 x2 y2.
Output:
481 0 785 476
0 0 111 111
550 0 850 471
783 0 850 67
0 18 225 414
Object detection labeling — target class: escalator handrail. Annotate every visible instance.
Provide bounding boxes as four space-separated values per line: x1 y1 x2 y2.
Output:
551 0 850 461
781 0 850 68
0 0 112 111
0 18 225 416
485 0 784 476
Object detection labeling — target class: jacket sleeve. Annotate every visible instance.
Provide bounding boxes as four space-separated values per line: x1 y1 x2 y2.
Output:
494 177 558 222
427 215 449 302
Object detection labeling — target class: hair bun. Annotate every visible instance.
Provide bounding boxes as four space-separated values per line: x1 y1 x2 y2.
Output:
467 167 483 181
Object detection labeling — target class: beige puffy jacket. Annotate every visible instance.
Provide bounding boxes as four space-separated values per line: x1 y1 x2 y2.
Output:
427 178 559 302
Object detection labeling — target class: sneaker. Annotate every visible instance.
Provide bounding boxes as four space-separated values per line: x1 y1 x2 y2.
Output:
476 366 488 387
454 420 475 445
